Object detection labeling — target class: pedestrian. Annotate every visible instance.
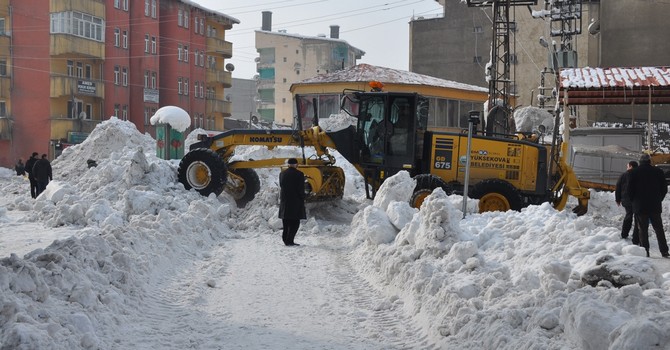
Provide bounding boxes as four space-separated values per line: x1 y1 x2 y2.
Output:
615 160 639 243
15 158 26 176
628 154 670 258
25 152 39 198
278 158 306 246
32 154 52 197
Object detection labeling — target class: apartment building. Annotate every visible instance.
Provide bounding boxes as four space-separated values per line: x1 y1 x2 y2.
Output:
255 11 364 126
0 0 238 168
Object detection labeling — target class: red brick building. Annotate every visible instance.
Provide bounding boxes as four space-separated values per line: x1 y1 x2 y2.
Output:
0 0 237 168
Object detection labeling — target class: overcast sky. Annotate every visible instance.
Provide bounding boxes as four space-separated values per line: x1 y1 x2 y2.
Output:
192 0 444 79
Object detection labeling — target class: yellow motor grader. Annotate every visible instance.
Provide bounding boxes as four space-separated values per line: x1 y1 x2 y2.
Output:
178 90 589 215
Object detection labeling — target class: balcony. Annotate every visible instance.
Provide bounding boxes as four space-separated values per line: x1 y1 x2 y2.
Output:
50 117 102 139
206 37 233 58
51 34 105 58
206 98 232 115
206 69 232 87
50 75 105 99
0 76 10 99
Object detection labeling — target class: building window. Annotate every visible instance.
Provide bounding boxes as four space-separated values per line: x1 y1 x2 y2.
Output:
0 101 6 116
178 9 183 26
151 0 157 18
144 71 149 88
193 50 198 66
0 60 6 76
114 0 120 8
178 44 183 61
85 64 91 79
66 60 73 76
123 0 128 11
114 104 120 118
123 30 128 48
50 11 105 42
144 107 150 125
145 34 149 53
194 82 199 97
145 0 150 16
114 28 120 47
178 77 182 94
194 17 198 33
184 79 189 95
114 66 120 85
122 105 128 120
0 18 5 35
76 62 83 78
85 104 92 119
184 46 189 62
122 67 128 86
151 72 157 88
473 56 482 64
199 83 204 98
151 36 157 54
200 19 204 34
184 12 189 28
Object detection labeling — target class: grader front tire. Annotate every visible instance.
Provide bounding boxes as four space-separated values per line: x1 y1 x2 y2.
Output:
178 149 227 197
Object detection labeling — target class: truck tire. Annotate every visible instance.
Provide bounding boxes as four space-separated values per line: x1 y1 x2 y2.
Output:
471 179 523 213
178 149 227 197
410 174 452 208
228 168 261 208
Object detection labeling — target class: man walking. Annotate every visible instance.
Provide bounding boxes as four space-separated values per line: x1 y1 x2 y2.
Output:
628 154 670 258
25 152 39 198
32 154 52 197
615 160 639 243
278 158 306 246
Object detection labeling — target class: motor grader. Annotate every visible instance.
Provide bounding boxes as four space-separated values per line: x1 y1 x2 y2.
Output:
178 90 589 215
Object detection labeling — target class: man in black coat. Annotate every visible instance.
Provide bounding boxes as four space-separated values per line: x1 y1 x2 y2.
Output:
25 152 39 198
278 158 306 246
615 160 638 242
32 154 53 197
628 154 670 258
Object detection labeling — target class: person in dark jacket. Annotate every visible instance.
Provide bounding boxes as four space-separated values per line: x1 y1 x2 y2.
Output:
278 158 306 246
15 158 26 176
25 152 39 198
628 154 670 258
615 160 638 242
32 154 53 197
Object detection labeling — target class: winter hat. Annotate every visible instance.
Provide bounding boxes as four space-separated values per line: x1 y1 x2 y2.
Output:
287 158 298 165
639 154 651 164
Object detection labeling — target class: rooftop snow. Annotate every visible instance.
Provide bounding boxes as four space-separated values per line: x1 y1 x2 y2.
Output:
295 64 488 93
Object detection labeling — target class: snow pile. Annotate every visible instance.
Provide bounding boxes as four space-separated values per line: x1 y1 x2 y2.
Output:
350 172 670 349
0 118 235 349
513 106 554 134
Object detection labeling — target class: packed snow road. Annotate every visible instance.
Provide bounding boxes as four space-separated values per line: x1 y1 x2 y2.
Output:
111 201 437 350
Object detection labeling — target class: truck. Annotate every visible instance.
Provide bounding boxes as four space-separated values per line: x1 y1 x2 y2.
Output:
178 88 589 215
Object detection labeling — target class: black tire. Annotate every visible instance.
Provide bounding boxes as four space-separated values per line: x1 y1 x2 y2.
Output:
471 179 523 213
178 149 227 197
228 167 261 208
410 174 452 208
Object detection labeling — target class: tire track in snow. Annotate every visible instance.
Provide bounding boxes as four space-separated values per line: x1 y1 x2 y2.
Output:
200 221 438 350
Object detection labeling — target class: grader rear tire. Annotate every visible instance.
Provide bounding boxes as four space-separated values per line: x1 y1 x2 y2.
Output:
228 168 261 208
178 149 227 197
410 174 452 209
471 179 522 213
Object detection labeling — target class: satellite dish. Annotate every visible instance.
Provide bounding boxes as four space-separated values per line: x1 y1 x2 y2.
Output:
588 19 600 35
79 111 87 119
225 63 235 72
